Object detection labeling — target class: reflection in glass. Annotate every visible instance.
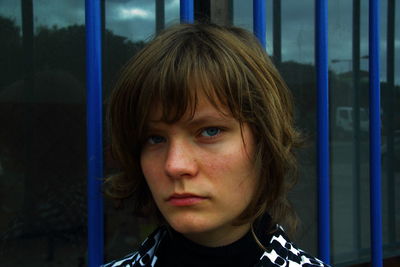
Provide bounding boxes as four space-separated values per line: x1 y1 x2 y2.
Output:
103 0 180 262
330 0 400 265
0 0 87 266
0 0 398 265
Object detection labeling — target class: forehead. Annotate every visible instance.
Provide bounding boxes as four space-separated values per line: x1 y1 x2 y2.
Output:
146 93 231 124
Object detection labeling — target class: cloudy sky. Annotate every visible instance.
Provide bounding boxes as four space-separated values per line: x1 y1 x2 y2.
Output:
1 0 399 84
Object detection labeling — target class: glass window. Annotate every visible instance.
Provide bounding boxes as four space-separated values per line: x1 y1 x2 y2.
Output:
330 0 400 265
0 0 87 266
103 0 180 261
233 0 320 257
1 1 398 266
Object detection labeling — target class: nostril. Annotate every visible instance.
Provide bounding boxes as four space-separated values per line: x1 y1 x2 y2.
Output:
164 155 197 179
164 140 198 178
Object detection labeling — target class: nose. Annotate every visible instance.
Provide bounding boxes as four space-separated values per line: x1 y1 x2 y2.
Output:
164 139 198 179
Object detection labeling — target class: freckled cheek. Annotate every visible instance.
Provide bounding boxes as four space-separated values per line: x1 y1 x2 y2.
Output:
200 152 232 173
202 152 253 182
218 147 252 167
215 151 256 192
140 155 163 186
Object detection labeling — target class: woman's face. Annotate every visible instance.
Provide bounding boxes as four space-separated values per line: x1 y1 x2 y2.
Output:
140 95 258 247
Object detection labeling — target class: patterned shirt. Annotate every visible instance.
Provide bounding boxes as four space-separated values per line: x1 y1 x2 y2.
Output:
103 225 330 267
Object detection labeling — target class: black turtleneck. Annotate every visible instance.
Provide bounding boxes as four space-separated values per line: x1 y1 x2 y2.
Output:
155 216 272 267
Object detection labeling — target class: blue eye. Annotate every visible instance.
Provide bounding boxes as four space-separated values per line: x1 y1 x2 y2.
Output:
148 135 165 144
201 127 221 137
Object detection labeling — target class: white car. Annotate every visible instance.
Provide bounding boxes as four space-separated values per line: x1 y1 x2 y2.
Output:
335 106 369 137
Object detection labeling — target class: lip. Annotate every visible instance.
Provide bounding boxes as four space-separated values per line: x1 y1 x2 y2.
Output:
167 193 207 207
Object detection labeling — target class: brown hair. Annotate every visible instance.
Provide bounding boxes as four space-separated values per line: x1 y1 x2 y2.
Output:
106 23 302 235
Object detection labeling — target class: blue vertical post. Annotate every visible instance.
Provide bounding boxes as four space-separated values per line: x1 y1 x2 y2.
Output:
85 0 104 266
315 0 330 263
180 0 194 23
253 0 266 48
369 0 382 266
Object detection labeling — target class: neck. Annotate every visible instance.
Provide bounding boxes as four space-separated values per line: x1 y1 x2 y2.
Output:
181 223 251 247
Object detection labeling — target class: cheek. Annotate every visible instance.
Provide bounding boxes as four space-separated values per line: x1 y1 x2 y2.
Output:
140 156 150 180
204 150 256 190
223 148 257 197
212 148 253 176
140 154 162 189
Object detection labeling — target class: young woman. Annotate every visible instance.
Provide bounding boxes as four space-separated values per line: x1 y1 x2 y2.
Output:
104 23 329 267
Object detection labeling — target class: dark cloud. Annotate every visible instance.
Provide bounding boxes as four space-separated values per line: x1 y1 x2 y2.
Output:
105 0 179 40
0 0 179 41
0 0 398 83
0 0 22 25
231 0 399 83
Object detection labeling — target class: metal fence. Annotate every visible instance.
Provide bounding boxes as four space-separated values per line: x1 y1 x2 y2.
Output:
85 0 385 266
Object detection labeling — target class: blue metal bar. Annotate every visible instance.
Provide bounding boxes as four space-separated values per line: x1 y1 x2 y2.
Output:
253 0 266 48
369 0 382 266
85 0 104 266
315 0 330 263
180 0 194 23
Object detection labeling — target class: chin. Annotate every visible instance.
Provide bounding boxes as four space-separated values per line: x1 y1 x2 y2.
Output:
167 214 213 235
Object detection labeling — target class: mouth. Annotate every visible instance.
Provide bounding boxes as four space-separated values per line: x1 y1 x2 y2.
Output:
167 193 208 207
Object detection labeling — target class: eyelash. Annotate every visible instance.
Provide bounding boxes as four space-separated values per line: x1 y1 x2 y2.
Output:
198 126 224 139
147 135 166 145
145 126 225 145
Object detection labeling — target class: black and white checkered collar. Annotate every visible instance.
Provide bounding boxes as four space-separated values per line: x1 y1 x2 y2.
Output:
104 225 330 267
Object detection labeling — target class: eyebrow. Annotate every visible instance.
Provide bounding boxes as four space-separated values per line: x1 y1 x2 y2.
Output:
185 114 235 127
147 113 235 128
